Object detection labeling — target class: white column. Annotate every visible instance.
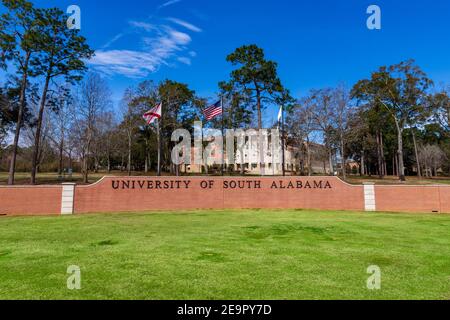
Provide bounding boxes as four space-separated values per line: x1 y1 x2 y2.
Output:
363 183 376 212
61 183 76 215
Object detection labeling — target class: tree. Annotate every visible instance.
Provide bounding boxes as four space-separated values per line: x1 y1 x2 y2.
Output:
130 81 159 174
157 80 197 176
95 111 117 173
218 80 253 130
418 145 447 177
29 7 93 184
309 88 336 175
286 97 315 176
332 85 353 179
72 73 111 183
120 87 140 176
225 45 292 175
430 88 450 136
49 85 73 175
352 60 433 181
0 88 10 152
1 0 42 185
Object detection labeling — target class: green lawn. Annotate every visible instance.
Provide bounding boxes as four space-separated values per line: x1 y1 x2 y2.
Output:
0 210 449 300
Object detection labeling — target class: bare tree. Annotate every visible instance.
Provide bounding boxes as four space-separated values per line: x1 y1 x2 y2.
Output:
287 97 315 176
120 87 140 176
48 85 73 176
310 88 335 175
418 145 447 178
332 85 353 179
72 73 111 183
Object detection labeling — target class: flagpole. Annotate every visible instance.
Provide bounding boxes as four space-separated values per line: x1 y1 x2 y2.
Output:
221 96 225 177
157 119 161 177
158 103 162 177
281 105 286 177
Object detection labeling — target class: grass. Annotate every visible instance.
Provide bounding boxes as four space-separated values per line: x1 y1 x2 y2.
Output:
0 209 450 300
0 171 156 185
346 175 450 185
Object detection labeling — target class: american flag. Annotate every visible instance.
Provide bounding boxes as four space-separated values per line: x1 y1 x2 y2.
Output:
203 100 223 121
143 103 162 125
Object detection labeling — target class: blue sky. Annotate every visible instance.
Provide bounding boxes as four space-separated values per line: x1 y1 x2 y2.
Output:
7 1 450 122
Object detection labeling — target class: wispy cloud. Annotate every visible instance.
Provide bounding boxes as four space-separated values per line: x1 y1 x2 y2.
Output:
88 0 202 79
177 57 192 65
89 20 199 78
128 21 156 32
159 0 182 9
90 50 160 78
102 33 125 49
166 17 202 32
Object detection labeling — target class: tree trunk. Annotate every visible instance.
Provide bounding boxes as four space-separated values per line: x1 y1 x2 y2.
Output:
380 132 386 177
360 152 365 176
394 120 406 181
82 155 89 184
340 134 346 180
8 51 31 185
58 138 64 176
306 137 312 176
256 90 265 176
392 155 395 176
127 132 132 176
107 153 111 173
376 130 383 179
94 157 99 173
412 130 421 178
68 151 72 171
328 147 333 176
30 75 51 185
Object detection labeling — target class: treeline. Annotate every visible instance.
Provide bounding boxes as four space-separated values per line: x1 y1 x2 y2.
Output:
0 0 93 184
287 61 450 180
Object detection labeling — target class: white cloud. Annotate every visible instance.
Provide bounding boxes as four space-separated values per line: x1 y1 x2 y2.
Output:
102 33 125 49
159 0 182 9
89 50 161 78
167 28 191 45
177 57 191 65
129 21 156 32
167 17 202 32
89 22 197 78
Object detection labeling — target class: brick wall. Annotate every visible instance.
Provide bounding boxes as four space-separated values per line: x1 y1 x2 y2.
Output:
0 186 62 216
74 177 364 214
375 185 450 214
1 177 450 216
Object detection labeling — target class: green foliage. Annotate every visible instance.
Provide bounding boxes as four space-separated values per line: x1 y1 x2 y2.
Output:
218 80 253 129
352 60 432 130
225 44 292 128
31 7 94 83
0 0 41 71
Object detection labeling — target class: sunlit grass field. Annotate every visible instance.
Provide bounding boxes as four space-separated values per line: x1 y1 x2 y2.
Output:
0 209 449 300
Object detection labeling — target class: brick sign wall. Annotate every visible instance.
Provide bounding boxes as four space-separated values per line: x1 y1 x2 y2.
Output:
1 177 450 216
74 177 364 213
